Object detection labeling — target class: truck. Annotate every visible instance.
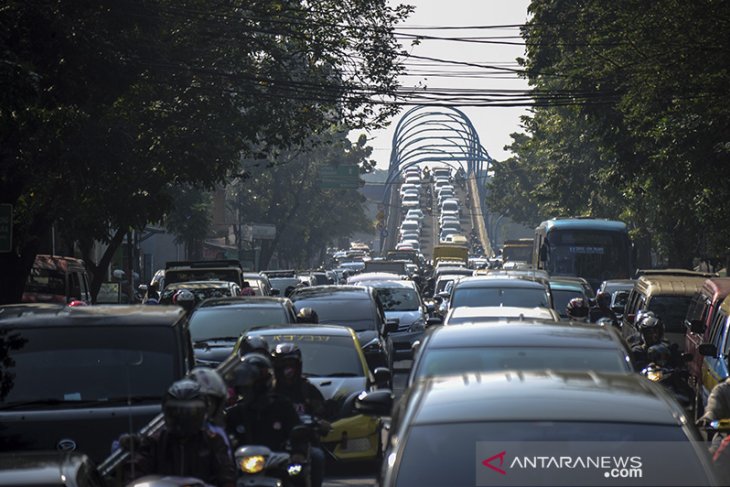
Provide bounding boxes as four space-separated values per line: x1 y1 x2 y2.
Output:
432 244 468 267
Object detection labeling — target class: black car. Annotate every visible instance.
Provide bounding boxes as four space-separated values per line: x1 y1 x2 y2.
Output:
408 320 634 387
289 286 397 371
359 371 720 487
188 296 298 367
0 451 106 487
0 306 194 464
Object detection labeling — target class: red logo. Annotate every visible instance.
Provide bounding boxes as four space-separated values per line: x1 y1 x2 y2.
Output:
482 451 507 475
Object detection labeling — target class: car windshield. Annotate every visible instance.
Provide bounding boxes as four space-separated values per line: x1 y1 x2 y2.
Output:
396 422 710 486
450 287 549 308
260 334 363 377
414 347 629 381
293 298 376 331
0 326 177 406
165 269 240 286
647 295 694 333
189 307 289 341
375 288 420 311
552 289 585 318
24 268 65 295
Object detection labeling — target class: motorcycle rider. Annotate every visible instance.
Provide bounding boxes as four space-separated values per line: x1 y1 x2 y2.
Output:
123 379 235 487
271 343 329 487
296 307 319 324
225 353 302 452
566 297 590 322
189 367 232 458
629 314 672 371
172 289 196 317
590 291 618 325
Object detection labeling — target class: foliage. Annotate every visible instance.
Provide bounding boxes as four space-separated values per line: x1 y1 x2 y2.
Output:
489 0 730 267
231 130 375 269
0 0 412 303
164 186 212 260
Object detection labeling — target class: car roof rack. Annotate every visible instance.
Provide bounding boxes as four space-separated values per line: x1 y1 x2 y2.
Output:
636 268 718 278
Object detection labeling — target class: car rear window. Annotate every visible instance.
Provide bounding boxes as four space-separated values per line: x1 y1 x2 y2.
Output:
451 287 549 308
395 422 709 487
259 334 363 377
648 295 693 333
414 347 629 382
374 288 420 312
552 289 585 318
293 298 377 332
24 268 66 295
0 326 177 406
189 307 289 341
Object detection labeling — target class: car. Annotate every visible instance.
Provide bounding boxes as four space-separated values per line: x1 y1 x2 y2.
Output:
598 278 636 297
0 451 106 487
0 302 66 319
289 286 398 372
346 272 403 285
407 320 634 387
234 324 389 462
243 272 276 296
261 269 302 296
158 280 242 305
447 276 553 311
362 371 719 487
694 295 730 421
188 296 298 367
405 209 424 221
400 239 420 251
0 306 194 464
363 280 434 364
22 254 92 304
443 305 561 325
163 259 244 287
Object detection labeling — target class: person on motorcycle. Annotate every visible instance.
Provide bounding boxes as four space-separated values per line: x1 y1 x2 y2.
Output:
296 307 319 324
271 343 328 487
566 297 590 322
225 353 301 452
240 281 256 296
630 314 671 371
123 379 235 487
189 367 233 458
172 289 196 317
590 291 618 325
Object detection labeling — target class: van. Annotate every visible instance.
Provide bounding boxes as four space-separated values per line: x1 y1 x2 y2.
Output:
621 271 711 351
22 255 91 304
683 278 730 411
696 295 730 419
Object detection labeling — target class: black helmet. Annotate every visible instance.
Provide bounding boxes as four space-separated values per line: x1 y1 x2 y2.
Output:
163 379 208 437
238 335 270 357
272 343 303 385
647 343 672 366
189 367 228 418
234 353 275 397
296 307 319 324
173 289 196 313
566 297 590 319
596 291 612 309
638 315 664 346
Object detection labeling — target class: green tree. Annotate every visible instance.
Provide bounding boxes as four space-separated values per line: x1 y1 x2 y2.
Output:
0 0 412 303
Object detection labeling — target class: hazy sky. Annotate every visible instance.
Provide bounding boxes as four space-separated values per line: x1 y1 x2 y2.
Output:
353 0 532 169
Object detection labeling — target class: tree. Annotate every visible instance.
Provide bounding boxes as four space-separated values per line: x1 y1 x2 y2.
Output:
490 0 730 267
0 0 412 303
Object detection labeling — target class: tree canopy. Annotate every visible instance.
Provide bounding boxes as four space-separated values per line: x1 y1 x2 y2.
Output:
0 0 412 303
487 0 730 267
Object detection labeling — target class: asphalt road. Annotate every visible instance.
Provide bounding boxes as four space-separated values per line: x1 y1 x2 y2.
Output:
323 360 410 487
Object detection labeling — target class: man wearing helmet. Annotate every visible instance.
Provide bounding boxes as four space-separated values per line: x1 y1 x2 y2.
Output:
566 297 590 322
629 313 674 371
296 307 319 324
189 367 233 457
590 291 618 326
124 379 235 487
224 353 301 452
271 343 328 487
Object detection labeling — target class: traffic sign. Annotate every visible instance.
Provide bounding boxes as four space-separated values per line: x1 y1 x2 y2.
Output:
0 204 12 253
319 165 360 189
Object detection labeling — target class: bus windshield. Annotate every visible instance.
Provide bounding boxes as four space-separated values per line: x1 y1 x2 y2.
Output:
545 229 630 286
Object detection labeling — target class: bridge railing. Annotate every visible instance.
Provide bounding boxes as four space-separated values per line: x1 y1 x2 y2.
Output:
468 173 494 258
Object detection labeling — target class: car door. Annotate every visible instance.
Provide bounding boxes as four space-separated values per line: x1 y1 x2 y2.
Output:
701 311 730 403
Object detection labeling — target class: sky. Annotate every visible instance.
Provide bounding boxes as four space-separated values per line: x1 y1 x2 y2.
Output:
352 0 532 170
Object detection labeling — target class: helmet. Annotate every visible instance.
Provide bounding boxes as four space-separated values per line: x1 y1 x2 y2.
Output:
647 343 672 366
596 291 612 309
233 353 275 397
566 297 590 319
237 335 270 357
296 307 319 324
638 314 664 346
189 367 228 418
271 343 303 385
163 379 208 437
172 289 196 313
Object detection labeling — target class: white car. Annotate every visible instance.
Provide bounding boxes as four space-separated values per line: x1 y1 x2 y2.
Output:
406 209 424 220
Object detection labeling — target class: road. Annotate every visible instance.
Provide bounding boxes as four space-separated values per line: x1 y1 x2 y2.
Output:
323 360 410 486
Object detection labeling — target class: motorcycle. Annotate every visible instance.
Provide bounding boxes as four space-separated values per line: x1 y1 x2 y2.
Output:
234 423 312 487
641 360 693 409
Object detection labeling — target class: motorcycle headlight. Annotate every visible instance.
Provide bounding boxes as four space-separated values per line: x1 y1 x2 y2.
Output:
288 463 303 476
646 369 663 382
408 318 425 332
240 455 266 474
362 338 382 353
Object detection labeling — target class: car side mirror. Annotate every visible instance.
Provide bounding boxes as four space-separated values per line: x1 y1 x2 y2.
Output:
373 367 391 389
426 317 443 327
270 288 280 296
689 319 705 335
699 343 718 357
354 389 393 416
438 291 450 299
384 319 399 336
411 340 421 357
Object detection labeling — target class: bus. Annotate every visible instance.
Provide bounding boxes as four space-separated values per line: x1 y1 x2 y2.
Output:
533 218 633 290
